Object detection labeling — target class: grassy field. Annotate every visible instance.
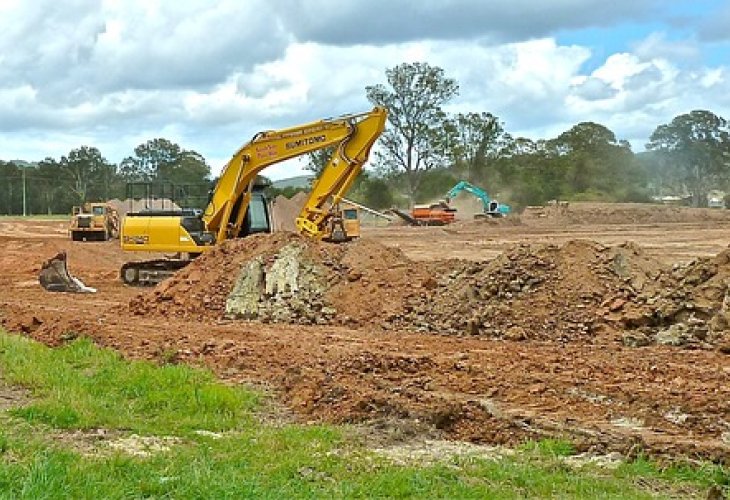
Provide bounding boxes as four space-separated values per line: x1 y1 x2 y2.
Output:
0 330 727 499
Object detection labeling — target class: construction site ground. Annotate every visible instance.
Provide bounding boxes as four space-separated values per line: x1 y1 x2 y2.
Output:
1 204 729 463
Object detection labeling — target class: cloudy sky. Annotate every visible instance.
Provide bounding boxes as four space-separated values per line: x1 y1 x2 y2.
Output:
0 0 728 179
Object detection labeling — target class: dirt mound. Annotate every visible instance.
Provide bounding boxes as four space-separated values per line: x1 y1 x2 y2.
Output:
271 192 308 232
522 202 730 226
129 234 432 326
388 240 667 342
128 230 730 348
612 249 730 349
129 233 307 320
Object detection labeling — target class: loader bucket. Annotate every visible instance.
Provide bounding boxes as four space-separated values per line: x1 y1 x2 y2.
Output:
39 251 96 293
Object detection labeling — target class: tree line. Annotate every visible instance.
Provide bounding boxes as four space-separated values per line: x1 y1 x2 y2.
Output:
345 62 730 210
0 139 211 215
2 61 729 215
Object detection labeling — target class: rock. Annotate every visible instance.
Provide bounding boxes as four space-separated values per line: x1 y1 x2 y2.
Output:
466 319 480 335
346 270 362 282
622 331 652 347
504 326 527 341
655 324 689 346
608 297 627 312
321 306 337 316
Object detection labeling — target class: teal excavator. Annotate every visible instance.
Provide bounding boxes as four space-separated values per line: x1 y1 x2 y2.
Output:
445 181 510 218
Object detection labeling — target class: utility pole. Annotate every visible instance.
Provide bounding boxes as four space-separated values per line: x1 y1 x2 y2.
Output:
22 166 27 216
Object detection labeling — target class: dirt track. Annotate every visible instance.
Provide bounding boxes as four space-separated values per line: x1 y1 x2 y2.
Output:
1 208 729 462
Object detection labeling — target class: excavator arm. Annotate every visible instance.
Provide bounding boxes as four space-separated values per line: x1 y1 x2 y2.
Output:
296 108 387 239
205 107 387 242
446 181 491 205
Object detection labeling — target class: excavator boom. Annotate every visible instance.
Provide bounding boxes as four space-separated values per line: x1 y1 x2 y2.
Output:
296 109 387 239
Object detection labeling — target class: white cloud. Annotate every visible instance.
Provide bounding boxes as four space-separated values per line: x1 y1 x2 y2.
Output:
0 1 728 179
278 0 659 45
571 77 618 101
632 32 701 63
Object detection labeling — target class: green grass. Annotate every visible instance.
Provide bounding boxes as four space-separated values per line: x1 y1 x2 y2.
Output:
0 330 727 499
0 334 258 434
518 438 577 457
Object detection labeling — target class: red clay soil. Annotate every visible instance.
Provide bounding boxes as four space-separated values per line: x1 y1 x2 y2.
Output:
0 219 729 462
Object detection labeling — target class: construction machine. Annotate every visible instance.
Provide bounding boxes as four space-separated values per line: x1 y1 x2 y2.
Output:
445 181 510 218
69 202 120 241
409 201 458 225
389 181 509 226
115 107 387 285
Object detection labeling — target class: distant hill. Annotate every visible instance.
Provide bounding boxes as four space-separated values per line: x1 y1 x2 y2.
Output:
272 175 314 189
10 160 38 168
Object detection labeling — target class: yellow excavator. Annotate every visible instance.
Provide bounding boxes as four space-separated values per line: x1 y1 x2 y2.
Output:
40 107 387 290
115 106 387 285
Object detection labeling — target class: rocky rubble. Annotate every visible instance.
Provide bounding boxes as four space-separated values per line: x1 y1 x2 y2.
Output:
387 240 667 342
611 249 730 350
224 242 336 324
129 233 730 350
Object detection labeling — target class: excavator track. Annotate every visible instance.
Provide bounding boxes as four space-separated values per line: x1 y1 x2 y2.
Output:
120 259 190 286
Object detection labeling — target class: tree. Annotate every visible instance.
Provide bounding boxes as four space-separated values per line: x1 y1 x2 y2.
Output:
60 146 115 205
360 177 394 209
366 62 459 202
647 110 730 207
36 158 66 214
346 172 396 210
120 138 210 185
547 122 641 200
446 112 507 183
0 161 20 214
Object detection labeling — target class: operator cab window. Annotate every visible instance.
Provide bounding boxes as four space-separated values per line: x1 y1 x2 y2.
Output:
92 206 105 215
248 194 270 232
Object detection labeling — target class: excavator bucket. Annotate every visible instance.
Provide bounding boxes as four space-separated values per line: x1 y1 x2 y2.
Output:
38 251 96 293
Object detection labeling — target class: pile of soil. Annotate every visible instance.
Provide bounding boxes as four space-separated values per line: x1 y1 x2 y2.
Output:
521 202 730 225
128 232 730 349
271 192 308 232
612 249 730 349
129 234 432 326
129 233 308 320
387 240 668 342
